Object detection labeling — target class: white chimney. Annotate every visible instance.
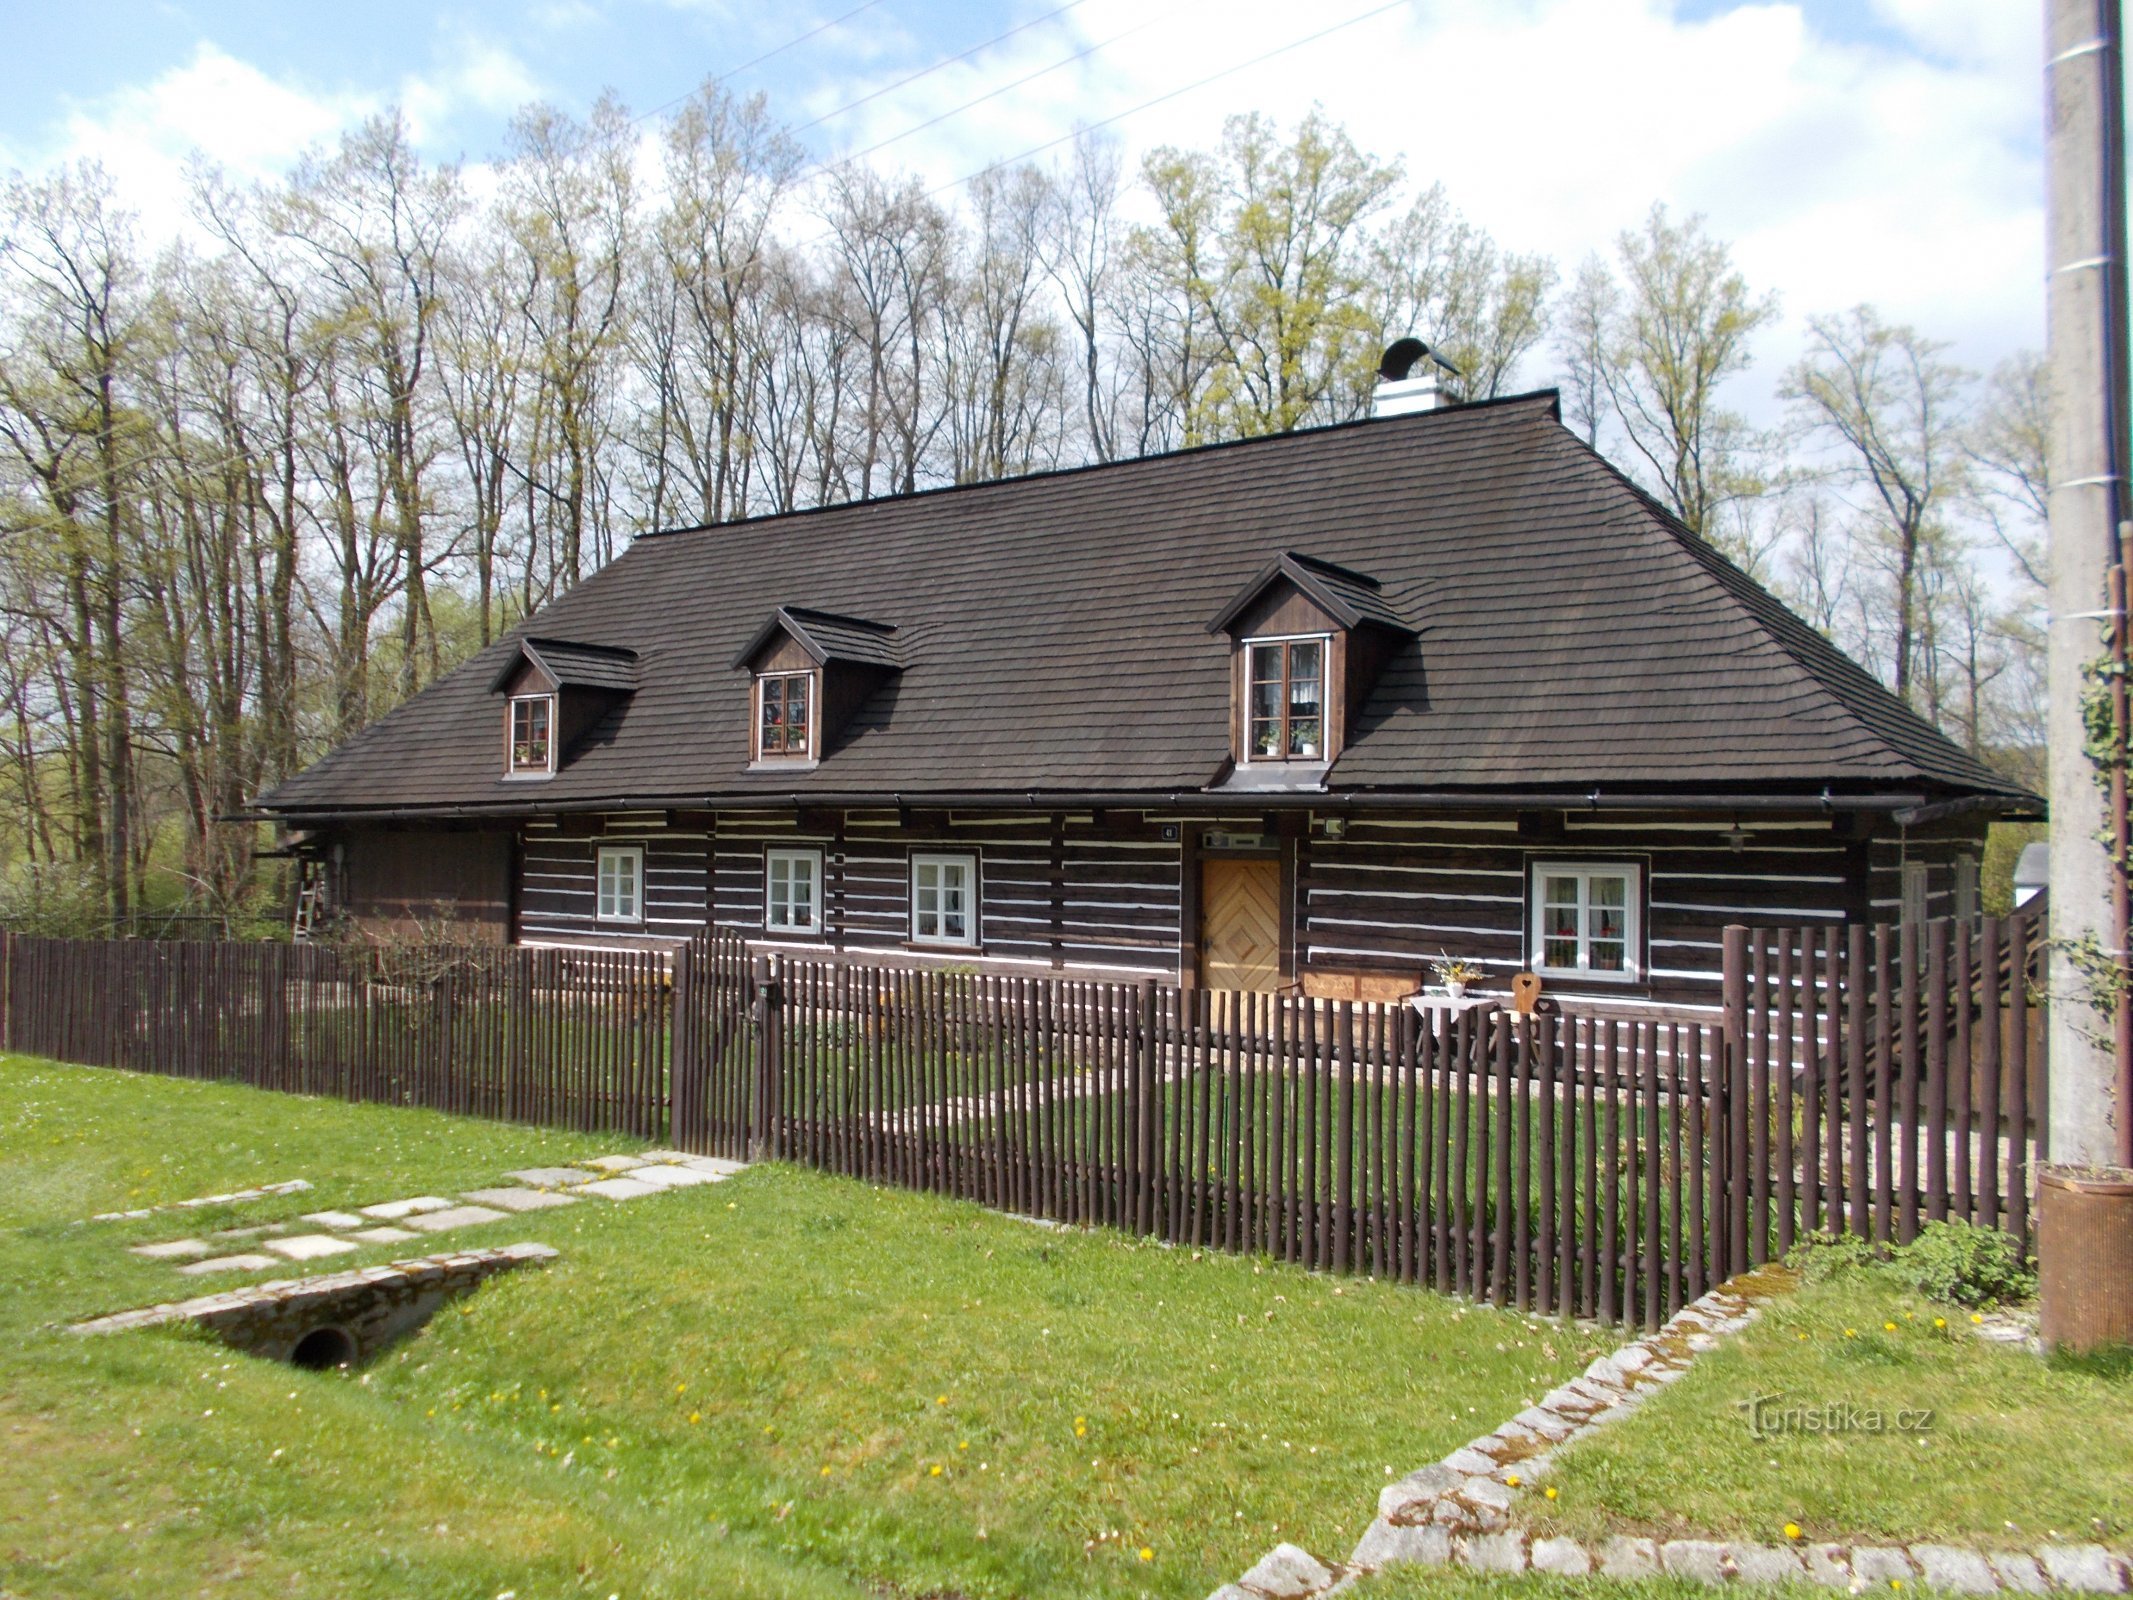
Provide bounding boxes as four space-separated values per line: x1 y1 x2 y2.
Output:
1372 337 1459 417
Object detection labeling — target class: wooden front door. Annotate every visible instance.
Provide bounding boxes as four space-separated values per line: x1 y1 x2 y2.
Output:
1200 856 1283 991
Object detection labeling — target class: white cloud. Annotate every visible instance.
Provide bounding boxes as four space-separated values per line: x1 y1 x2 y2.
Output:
799 0 2046 405
2 43 376 239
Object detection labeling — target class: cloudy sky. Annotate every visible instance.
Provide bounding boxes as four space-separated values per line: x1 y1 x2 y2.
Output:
0 0 2051 410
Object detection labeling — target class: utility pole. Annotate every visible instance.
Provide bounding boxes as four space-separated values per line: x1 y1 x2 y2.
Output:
2044 0 2133 1169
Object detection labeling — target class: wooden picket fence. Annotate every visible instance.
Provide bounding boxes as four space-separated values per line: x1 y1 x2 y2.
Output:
0 907 2047 1328
0 934 672 1138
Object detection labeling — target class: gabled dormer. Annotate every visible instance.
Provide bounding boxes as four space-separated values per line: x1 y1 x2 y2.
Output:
489 637 639 779
1208 552 1410 772
732 606 903 768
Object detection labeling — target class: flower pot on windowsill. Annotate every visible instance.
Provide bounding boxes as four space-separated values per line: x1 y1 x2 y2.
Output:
2038 1164 2133 1354
1445 981 1468 1001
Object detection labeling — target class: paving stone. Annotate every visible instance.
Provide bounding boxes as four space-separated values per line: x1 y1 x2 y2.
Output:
349 1226 419 1246
460 1187 579 1213
1660 1540 1731 1584
1913 1545 2000 1593
1510 1406 1578 1442
504 1167 599 1189
1730 1544 1808 1584
1458 1532 1528 1574
129 1238 212 1260
2038 1546 2128 1594
1440 1447 1497 1474
361 1196 453 1220
578 1176 662 1200
1852 1546 1919 1586
401 1205 509 1233
1351 1519 1450 1569
209 1224 287 1239
1377 1463 1463 1521
264 1233 360 1261
1990 1554 2048 1594
1455 1477 1514 1514
1598 1538 1660 1579
582 1155 646 1172
639 1149 695 1163
627 1164 720 1189
1532 1537 1592 1576
298 1211 367 1230
1236 1542 1335 1598
1803 1544 1855 1588
175 1253 279 1275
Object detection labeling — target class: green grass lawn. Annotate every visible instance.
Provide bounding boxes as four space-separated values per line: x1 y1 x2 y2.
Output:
0 1053 1617 1600
1523 1270 2133 1553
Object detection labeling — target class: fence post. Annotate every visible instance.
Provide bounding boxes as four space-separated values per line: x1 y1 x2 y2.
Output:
671 938 695 1153
1135 977 1157 1236
1720 925 1749 1280
751 953 782 1160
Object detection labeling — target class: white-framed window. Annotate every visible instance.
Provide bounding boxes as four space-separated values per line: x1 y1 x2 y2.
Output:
910 852 978 948
507 693 554 776
596 845 643 924
1530 861 1641 983
765 847 823 935
1954 855 1980 922
1901 860 1930 925
1243 635 1327 762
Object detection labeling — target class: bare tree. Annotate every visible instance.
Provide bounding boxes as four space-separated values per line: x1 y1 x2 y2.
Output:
1783 305 1972 704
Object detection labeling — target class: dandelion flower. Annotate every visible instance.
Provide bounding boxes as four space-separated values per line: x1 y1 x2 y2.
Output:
1883 1322 1897 1333
931 1464 943 1477
1544 1487 1559 1501
1934 1317 1947 1330
1139 1548 1154 1562
688 1412 701 1425
1505 1473 1522 1488
821 1466 832 1477
1970 1312 1984 1324
1784 1523 1802 1541
937 1395 948 1406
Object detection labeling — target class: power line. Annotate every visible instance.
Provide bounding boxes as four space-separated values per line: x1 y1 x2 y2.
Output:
819 5 1175 168
789 0 1090 137
634 0 893 125
919 0 1415 202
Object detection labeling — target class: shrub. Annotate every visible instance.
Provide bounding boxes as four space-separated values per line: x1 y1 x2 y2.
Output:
1782 1228 1877 1282
1889 1220 2035 1309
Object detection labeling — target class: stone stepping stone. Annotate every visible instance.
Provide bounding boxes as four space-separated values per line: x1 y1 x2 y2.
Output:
628 1165 719 1189
130 1239 213 1260
579 1176 662 1200
460 1187 578 1213
299 1211 367 1230
175 1253 279 1276
210 1224 288 1240
505 1167 600 1189
581 1155 646 1172
265 1233 361 1261
640 1149 696 1163
349 1226 419 1246
361 1196 453 1220
402 1204 509 1233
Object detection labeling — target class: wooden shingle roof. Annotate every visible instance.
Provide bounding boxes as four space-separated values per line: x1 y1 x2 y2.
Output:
260 392 2037 820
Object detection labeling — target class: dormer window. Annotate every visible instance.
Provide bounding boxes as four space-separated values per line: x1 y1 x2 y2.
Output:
1210 552 1410 777
490 637 637 780
508 694 554 776
757 672 813 760
734 606 902 770
1246 637 1325 761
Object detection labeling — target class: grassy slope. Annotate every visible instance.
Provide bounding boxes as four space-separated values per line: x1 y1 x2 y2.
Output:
1525 1271 2132 1552
1 1055 1612 1600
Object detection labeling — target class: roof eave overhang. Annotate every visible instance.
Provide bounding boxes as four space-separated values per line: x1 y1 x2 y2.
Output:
249 780 2038 828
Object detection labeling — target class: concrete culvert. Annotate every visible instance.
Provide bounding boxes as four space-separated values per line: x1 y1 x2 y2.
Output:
289 1325 358 1371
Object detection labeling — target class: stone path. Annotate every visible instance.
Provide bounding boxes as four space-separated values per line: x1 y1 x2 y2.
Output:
114 1149 748 1280
1208 1269 2132 1599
